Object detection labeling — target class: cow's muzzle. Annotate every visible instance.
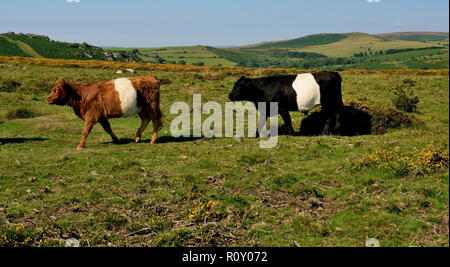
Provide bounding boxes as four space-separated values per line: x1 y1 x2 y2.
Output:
46 96 56 104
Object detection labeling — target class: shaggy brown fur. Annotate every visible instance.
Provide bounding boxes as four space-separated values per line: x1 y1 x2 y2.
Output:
46 75 163 150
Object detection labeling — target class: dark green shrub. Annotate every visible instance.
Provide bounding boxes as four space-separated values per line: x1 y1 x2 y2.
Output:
6 107 37 120
370 106 414 129
392 79 420 113
0 79 21 93
345 100 422 134
192 62 205 66
15 77 53 94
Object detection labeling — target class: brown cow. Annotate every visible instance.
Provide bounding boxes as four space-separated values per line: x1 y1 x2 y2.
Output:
46 75 163 150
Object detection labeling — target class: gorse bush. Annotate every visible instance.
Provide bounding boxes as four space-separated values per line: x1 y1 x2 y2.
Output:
352 143 449 175
188 201 221 223
0 224 63 247
370 106 415 131
392 79 420 113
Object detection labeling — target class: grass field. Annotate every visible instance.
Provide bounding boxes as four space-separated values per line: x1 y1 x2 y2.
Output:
108 46 237 67
347 48 449 70
0 59 448 247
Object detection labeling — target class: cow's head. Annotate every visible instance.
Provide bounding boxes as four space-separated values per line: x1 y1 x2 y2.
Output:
46 78 69 105
228 76 254 101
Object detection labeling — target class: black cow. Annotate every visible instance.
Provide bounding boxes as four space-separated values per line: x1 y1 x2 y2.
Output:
228 71 343 135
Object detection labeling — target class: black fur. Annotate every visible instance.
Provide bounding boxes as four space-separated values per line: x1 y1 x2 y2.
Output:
228 71 343 135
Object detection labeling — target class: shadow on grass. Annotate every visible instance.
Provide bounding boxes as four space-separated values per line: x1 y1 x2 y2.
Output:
157 136 203 144
102 136 203 145
102 138 137 145
0 137 50 145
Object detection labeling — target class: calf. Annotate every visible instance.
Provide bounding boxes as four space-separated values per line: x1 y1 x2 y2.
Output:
228 71 343 135
47 75 163 150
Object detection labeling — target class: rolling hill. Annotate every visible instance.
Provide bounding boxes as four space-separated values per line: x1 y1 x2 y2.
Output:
243 32 444 57
210 32 449 70
110 32 447 70
1 31 448 70
0 36 31 57
376 32 449 42
0 32 142 62
248 33 348 49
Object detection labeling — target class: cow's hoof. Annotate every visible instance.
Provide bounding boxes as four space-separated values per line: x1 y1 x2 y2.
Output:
77 147 84 151
135 137 141 143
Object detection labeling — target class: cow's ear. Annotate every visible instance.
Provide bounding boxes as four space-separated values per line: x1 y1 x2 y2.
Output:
57 77 65 85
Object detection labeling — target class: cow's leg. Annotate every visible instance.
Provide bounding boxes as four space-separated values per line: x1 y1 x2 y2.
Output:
148 101 163 144
280 110 295 135
322 108 342 136
77 118 97 150
322 107 332 135
135 112 150 143
322 107 339 135
255 103 269 138
323 118 332 135
150 117 162 144
255 117 267 138
99 118 119 143
334 112 342 135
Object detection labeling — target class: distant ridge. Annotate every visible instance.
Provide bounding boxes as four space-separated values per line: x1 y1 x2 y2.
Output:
247 33 348 49
375 32 449 42
240 32 449 49
0 32 142 62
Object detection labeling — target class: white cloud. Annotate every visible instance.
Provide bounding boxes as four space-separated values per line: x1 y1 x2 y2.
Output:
67 0 80 3
393 22 403 27
367 0 381 3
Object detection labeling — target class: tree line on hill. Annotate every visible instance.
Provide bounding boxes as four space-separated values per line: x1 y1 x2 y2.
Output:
354 46 443 58
207 46 448 70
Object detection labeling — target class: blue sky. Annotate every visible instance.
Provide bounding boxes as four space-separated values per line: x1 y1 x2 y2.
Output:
0 0 448 47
